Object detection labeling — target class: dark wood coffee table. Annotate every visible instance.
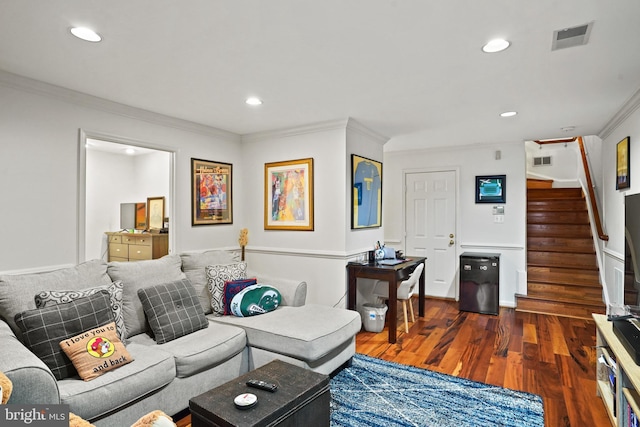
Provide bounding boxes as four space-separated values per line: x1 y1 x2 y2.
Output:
189 360 330 427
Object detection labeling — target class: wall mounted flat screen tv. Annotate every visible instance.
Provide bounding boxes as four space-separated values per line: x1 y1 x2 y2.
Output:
625 193 640 304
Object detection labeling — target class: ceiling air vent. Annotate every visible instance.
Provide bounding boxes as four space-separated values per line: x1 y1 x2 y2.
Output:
533 156 552 167
552 22 593 51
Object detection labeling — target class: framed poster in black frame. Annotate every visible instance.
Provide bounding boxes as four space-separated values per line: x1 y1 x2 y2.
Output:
351 154 382 229
475 175 506 203
191 158 233 225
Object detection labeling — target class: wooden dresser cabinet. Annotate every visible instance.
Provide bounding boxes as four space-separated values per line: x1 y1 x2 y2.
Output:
106 232 169 262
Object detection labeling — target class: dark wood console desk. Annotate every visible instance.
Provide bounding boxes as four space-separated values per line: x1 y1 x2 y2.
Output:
346 257 426 344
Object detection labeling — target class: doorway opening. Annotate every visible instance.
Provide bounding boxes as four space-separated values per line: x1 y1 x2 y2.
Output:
78 130 175 263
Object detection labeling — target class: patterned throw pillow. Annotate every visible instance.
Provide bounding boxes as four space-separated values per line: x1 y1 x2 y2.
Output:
14 291 115 380
229 285 281 317
205 262 247 316
59 321 133 381
35 281 126 341
137 279 209 344
223 278 257 315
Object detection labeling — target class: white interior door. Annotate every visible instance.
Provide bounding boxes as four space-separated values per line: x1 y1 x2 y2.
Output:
405 171 457 298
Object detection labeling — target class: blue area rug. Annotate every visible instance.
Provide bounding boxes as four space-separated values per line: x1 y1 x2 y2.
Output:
330 354 544 427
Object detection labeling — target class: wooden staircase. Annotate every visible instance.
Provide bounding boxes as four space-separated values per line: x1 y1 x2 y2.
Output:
516 186 606 319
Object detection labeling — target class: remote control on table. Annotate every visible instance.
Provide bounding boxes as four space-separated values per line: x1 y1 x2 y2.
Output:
246 379 278 392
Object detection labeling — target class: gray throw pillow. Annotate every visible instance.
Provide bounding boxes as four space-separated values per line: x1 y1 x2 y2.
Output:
107 254 186 337
14 290 115 380
0 259 112 341
137 279 208 344
34 280 126 341
180 250 240 314
205 262 247 316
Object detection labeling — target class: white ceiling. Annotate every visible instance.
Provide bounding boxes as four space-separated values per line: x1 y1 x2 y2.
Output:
1 1 639 151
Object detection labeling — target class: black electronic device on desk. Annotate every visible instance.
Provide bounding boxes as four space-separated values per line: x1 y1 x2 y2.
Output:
613 318 640 365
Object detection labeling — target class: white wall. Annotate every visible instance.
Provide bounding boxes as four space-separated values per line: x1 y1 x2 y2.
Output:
0 72 241 271
383 142 527 307
602 103 640 305
240 119 385 307
86 150 136 260
524 140 580 186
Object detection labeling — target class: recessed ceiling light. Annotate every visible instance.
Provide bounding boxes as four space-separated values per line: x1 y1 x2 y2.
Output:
245 97 263 106
500 111 517 117
482 39 510 53
70 27 102 42
125 147 136 155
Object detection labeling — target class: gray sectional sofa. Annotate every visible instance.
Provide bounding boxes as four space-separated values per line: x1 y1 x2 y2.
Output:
0 250 361 426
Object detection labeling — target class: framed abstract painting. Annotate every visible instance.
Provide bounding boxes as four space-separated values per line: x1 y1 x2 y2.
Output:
617 136 630 190
264 158 314 231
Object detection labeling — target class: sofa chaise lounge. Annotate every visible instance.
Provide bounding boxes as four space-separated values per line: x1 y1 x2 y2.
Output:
0 250 361 426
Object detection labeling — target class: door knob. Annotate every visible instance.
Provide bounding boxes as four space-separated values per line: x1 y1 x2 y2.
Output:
449 240 454 245
449 233 454 238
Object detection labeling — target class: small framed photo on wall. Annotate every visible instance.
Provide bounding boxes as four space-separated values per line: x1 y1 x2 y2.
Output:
617 136 630 190
475 175 506 203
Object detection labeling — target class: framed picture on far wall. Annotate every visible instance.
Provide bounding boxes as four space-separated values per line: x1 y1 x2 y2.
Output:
351 154 382 229
191 158 233 225
146 196 165 230
617 136 630 190
475 175 506 203
264 158 314 231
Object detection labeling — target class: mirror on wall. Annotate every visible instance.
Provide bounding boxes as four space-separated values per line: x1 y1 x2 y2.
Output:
120 202 147 231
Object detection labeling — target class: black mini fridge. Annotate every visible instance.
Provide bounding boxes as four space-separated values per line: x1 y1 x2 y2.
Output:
459 252 500 315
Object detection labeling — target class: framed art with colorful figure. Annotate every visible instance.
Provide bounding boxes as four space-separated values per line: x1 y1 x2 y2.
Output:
617 136 630 190
351 154 382 229
191 158 233 225
264 158 313 231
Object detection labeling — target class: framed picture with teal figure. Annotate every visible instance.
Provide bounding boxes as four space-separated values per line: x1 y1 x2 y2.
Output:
475 175 506 203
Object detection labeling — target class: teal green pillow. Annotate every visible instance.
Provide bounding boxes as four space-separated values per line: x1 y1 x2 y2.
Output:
229 285 281 317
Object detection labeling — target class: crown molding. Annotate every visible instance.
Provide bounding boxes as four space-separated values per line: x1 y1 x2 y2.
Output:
346 118 389 145
384 139 520 156
599 85 640 140
0 69 240 142
241 118 351 143
242 117 389 145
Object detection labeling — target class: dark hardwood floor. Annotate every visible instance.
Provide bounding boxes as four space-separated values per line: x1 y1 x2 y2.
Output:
177 298 610 427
